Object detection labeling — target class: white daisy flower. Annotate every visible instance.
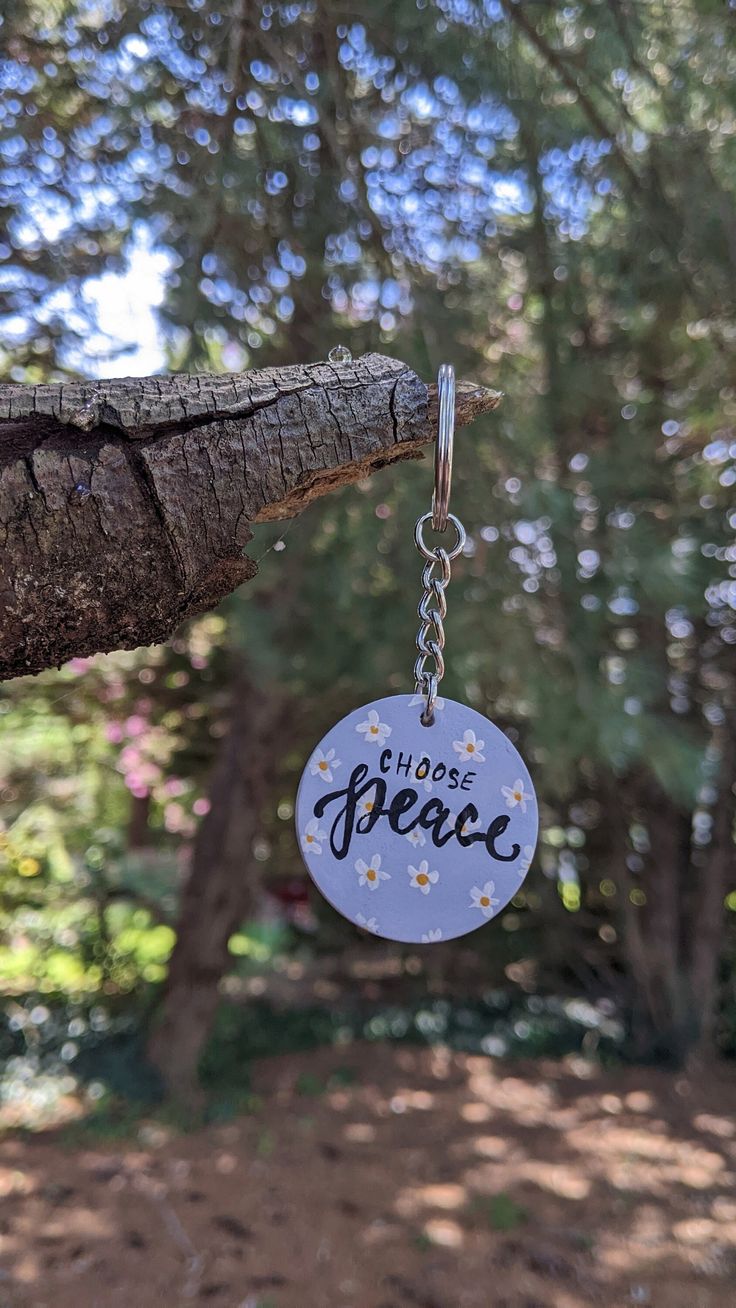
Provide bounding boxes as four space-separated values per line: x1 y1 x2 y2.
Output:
518 844 535 874
357 788 379 820
501 778 533 813
356 709 392 746
414 767 433 793
452 729 485 763
356 853 390 890
408 860 439 895
421 928 443 944
405 827 426 848
470 881 500 919
453 812 481 840
356 913 379 934
301 817 327 855
310 747 341 783
409 693 445 712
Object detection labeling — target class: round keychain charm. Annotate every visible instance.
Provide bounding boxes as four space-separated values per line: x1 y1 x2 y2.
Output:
295 360 538 942
296 694 537 943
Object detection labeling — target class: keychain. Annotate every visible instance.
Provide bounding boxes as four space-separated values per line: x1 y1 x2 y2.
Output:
295 363 538 943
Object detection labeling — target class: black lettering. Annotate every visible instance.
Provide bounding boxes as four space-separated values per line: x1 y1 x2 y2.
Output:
357 799 383 835
415 756 430 780
395 751 414 778
485 814 520 862
431 762 447 782
460 771 477 791
418 798 455 847
314 763 377 860
379 748 392 774
455 803 480 846
388 787 420 834
312 766 521 866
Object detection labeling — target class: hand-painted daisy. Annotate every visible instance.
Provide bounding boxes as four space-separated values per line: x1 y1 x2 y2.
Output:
301 817 327 855
309 747 341 783
356 709 392 746
408 860 439 895
356 913 379 934
356 853 390 890
409 693 445 712
452 729 485 763
501 778 533 813
421 928 443 943
470 881 500 919
518 844 535 874
405 826 426 848
357 789 378 819
454 812 482 840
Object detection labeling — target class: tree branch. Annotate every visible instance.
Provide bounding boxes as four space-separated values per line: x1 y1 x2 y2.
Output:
0 352 499 680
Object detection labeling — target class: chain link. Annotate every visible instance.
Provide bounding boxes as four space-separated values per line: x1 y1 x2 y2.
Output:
413 548 450 724
412 363 465 725
413 512 466 725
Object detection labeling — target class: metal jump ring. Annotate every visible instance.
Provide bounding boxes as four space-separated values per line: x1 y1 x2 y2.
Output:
415 511 466 562
432 362 455 532
420 673 438 726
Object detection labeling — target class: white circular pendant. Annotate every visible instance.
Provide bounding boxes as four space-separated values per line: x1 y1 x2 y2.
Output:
296 694 538 944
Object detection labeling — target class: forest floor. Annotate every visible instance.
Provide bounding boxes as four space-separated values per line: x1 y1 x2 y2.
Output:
1 1043 736 1308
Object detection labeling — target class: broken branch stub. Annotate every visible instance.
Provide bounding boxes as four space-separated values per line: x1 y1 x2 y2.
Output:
0 352 500 679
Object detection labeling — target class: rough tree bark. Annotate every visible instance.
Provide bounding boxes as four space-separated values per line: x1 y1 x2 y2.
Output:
0 353 499 680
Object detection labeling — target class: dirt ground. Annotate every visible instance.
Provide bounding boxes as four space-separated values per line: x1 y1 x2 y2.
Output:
1 1044 736 1308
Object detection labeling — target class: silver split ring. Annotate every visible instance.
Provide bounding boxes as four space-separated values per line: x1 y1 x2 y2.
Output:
432 362 455 532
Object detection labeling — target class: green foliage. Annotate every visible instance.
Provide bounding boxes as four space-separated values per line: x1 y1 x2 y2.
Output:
198 993 623 1094
0 630 229 999
472 1192 529 1232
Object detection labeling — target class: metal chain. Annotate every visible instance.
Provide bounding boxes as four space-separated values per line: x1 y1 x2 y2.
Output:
414 548 451 725
413 512 466 725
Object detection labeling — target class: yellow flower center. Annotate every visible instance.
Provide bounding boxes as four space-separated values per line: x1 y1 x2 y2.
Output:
514 789 522 801
416 872 429 886
466 741 474 752
306 834 314 842
365 801 374 812
367 868 377 881
370 725 378 734
480 895 490 907
319 760 328 771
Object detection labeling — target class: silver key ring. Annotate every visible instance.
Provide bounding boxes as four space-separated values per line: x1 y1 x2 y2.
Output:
432 362 455 532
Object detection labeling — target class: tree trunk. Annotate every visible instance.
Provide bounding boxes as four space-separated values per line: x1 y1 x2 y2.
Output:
613 771 692 1060
688 712 736 1062
146 669 287 1100
640 791 689 1058
127 793 151 850
0 354 498 680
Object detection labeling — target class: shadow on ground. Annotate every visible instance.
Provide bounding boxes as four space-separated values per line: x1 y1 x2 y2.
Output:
2 1043 736 1307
